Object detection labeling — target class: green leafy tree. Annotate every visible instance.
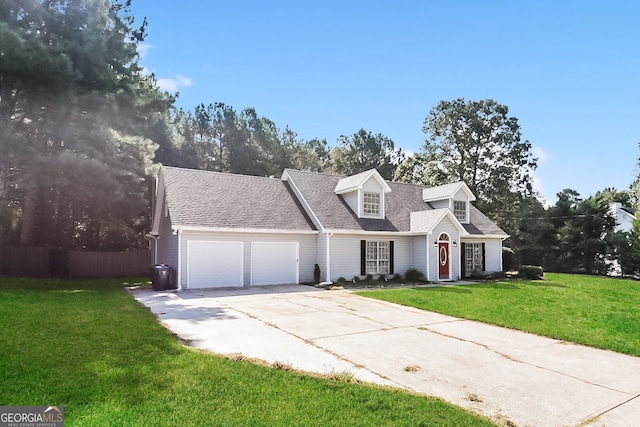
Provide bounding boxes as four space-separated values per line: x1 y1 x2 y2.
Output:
0 0 170 249
509 196 556 268
393 153 432 186
331 129 404 179
418 99 537 217
607 231 640 276
285 132 330 173
595 187 632 207
173 103 299 177
556 193 616 275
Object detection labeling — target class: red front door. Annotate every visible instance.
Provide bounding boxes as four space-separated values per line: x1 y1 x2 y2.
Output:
438 242 449 280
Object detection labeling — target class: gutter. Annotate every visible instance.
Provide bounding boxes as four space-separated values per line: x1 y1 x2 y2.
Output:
172 226 319 235
326 232 333 283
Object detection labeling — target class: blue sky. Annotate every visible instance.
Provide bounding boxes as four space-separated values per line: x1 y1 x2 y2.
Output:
130 0 640 204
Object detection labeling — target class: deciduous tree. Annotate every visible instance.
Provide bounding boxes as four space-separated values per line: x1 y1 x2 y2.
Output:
418 99 537 216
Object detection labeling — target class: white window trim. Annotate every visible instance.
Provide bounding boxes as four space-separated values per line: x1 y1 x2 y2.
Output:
366 240 390 274
453 200 467 222
361 190 384 219
465 242 484 274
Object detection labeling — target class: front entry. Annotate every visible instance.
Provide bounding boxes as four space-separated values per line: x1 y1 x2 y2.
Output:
438 233 450 280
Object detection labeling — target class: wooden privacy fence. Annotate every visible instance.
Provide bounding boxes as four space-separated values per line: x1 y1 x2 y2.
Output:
0 246 151 279
69 250 151 278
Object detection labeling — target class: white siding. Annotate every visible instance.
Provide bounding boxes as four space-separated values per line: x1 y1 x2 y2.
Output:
460 238 504 274
316 233 328 282
412 235 427 275
362 177 383 192
330 235 361 281
427 217 461 281
156 206 178 268
393 237 412 275
180 231 316 287
343 191 359 216
483 239 503 272
329 234 413 281
453 188 468 202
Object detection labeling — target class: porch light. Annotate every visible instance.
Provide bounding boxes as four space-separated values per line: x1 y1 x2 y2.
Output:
433 241 438 246
453 241 458 247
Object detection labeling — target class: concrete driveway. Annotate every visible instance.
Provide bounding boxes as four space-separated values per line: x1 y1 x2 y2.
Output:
130 285 640 427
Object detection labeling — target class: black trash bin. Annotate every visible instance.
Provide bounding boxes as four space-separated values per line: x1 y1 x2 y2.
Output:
149 264 173 291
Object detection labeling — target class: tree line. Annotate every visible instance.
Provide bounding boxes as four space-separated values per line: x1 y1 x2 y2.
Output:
1 0 639 277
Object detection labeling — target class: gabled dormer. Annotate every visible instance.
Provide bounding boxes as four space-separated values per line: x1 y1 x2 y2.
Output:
335 169 392 219
422 181 476 224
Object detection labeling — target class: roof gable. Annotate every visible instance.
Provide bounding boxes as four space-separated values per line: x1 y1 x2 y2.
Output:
410 209 470 235
422 181 476 202
334 169 392 194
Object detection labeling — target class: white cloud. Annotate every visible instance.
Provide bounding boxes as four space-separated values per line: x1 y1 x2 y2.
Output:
137 42 154 59
156 74 194 93
532 174 554 207
532 146 551 163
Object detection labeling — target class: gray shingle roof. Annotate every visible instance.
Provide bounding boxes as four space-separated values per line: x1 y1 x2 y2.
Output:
285 169 507 236
465 205 508 236
161 166 507 237
161 166 316 231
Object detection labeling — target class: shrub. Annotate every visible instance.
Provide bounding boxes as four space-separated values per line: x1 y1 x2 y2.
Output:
468 271 487 280
485 271 507 280
313 264 321 284
352 275 360 283
392 273 403 282
364 274 373 282
377 274 387 282
404 268 426 282
336 277 346 283
470 271 507 280
519 265 544 280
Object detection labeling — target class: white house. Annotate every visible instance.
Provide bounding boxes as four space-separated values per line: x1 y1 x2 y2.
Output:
609 202 636 233
149 166 508 290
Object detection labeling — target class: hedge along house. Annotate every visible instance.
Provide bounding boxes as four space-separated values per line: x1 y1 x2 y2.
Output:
150 166 508 290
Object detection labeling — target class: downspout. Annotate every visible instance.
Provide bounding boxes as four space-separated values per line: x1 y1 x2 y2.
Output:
144 233 159 264
457 239 462 280
326 232 333 283
426 233 431 281
176 229 183 291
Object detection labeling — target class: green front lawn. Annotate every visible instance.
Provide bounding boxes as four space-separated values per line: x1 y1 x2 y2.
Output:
356 273 640 357
0 277 493 426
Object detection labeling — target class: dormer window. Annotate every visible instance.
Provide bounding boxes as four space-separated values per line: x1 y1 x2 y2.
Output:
334 169 391 220
363 192 380 215
454 201 467 222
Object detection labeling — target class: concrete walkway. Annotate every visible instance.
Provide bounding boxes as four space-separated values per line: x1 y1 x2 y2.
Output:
130 285 640 427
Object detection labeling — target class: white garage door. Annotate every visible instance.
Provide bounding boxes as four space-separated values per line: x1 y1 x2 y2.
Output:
251 242 299 286
187 241 243 288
